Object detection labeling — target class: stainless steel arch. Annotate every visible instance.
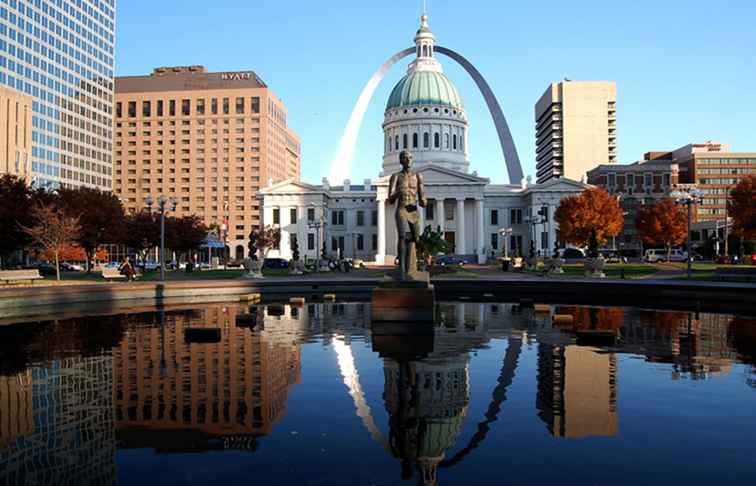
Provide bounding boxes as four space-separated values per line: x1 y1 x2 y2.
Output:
328 47 524 184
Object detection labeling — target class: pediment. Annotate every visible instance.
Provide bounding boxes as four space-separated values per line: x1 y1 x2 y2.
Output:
415 165 489 184
259 178 323 195
525 177 590 193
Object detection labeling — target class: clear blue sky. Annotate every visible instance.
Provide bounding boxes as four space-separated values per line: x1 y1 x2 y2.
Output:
116 0 756 184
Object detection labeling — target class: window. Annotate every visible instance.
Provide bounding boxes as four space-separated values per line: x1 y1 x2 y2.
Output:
116 102 122 117
308 233 315 250
491 233 498 250
308 208 315 222
608 173 616 187
445 133 450 149
395 136 399 150
403 134 408 149
127 101 136 117
434 133 440 148
169 100 176 116
251 97 260 114
541 231 548 250
644 173 652 187
197 99 205 115
425 203 434 220
290 208 297 224
272 208 280 225
491 209 498 225
357 210 364 226
142 101 151 117
372 234 378 251
223 98 230 115
423 132 429 148
211 98 218 115
157 100 164 117
331 237 338 252
510 208 522 225
236 97 245 114
181 99 190 116
331 210 345 225
357 234 364 251
453 134 457 150
663 174 671 186
412 133 418 148
371 210 378 226
445 201 455 221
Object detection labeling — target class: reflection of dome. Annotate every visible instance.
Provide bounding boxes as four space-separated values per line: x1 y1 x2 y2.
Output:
386 71 463 110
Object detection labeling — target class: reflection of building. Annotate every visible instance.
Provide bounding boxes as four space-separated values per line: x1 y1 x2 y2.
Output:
0 1 116 190
0 371 32 448
535 80 618 183
0 357 117 484
112 307 300 451
537 345 618 439
0 86 32 182
113 66 301 261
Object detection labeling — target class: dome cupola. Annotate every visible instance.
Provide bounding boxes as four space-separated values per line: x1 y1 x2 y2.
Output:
381 15 469 175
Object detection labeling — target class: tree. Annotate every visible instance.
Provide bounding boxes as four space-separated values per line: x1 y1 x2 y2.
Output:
58 187 125 272
250 225 281 260
121 211 160 265
417 225 449 269
0 175 34 268
290 235 300 262
22 203 80 281
247 229 259 261
635 198 687 261
166 215 207 262
554 188 624 257
730 175 756 240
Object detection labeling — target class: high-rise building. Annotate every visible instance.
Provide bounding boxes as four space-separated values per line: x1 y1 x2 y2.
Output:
0 0 116 190
535 80 617 183
0 85 32 182
113 66 301 259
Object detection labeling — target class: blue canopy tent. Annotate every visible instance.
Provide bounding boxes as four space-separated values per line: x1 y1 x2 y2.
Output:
199 235 226 268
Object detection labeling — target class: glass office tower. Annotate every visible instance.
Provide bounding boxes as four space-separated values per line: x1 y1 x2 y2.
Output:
0 0 115 189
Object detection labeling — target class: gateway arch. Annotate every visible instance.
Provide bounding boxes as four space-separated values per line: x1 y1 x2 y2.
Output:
329 46 524 184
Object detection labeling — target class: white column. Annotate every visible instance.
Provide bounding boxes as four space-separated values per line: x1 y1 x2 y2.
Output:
377 198 386 264
280 206 291 259
476 198 485 263
456 198 466 255
436 199 445 233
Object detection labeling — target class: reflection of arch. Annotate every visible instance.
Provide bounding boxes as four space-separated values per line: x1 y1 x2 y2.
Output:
234 245 244 260
329 46 524 184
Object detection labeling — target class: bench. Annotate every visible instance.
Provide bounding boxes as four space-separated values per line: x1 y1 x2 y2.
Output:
0 269 44 285
101 267 126 280
714 267 756 283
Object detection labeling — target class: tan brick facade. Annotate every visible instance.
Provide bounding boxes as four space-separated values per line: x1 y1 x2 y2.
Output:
0 86 32 183
113 66 300 257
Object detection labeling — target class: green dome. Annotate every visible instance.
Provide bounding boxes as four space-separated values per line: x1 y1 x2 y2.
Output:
386 71 463 110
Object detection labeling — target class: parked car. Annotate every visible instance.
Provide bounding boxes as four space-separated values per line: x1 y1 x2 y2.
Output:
434 255 465 266
60 262 83 271
34 263 57 276
346 258 366 269
560 248 585 263
262 258 289 269
138 261 160 271
644 249 688 263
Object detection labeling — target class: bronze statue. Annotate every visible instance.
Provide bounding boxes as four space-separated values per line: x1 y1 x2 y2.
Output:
388 151 426 280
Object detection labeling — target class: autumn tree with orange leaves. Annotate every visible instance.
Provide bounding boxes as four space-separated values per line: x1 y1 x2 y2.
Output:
554 188 624 257
729 175 756 240
635 198 687 261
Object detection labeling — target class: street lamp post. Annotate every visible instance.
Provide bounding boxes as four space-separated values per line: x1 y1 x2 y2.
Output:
498 227 513 259
146 194 177 282
308 203 326 272
670 187 704 279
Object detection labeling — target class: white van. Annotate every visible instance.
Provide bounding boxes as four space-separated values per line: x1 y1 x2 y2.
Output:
644 248 687 263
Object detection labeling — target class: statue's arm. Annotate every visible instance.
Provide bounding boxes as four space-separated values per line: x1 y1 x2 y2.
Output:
417 173 427 207
387 174 398 204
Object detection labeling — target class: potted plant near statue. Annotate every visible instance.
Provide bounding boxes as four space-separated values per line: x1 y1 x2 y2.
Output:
242 225 281 278
525 240 538 270
289 236 305 275
416 225 448 274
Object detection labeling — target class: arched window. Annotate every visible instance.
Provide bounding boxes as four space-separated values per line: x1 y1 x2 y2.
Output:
460 131 465 151
395 135 399 150
434 133 440 148
422 45 428 57
235 245 244 260
445 133 449 149
453 134 457 150
417 46 421 57
403 133 408 149
423 132 429 148
412 133 418 148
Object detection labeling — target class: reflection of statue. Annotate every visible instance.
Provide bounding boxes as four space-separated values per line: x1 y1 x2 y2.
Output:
388 150 427 280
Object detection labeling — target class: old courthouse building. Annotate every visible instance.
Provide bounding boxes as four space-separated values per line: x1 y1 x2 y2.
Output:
260 15 587 264
113 66 300 258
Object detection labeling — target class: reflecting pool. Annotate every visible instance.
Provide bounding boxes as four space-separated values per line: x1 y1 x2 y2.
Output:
0 302 754 485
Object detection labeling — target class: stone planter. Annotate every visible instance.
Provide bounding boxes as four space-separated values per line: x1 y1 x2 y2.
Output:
241 258 263 279
584 256 606 278
289 260 305 275
545 257 565 274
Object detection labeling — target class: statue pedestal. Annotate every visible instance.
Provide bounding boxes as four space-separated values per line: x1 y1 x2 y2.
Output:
371 277 434 323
